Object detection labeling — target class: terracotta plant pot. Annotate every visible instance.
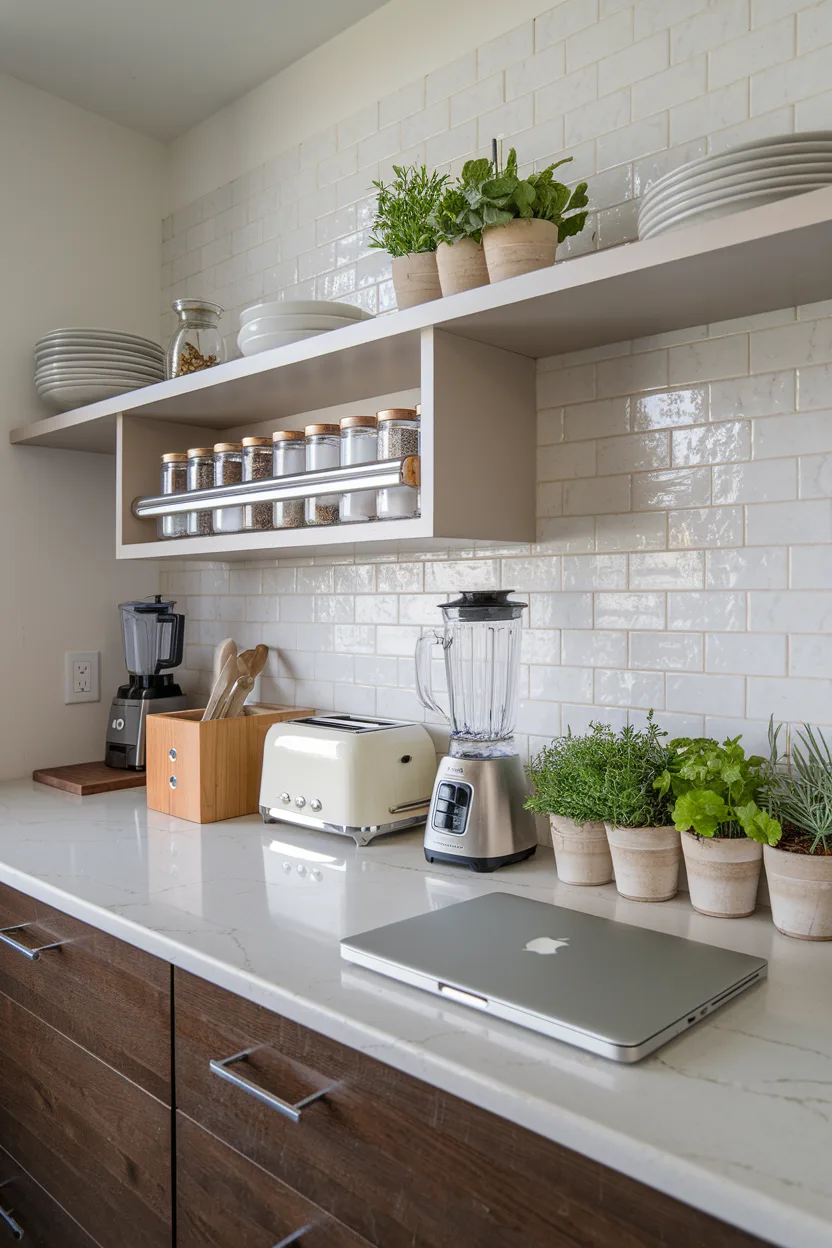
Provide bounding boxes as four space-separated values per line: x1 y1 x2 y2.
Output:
604 824 681 902
763 844 832 940
391 251 442 309
681 832 762 919
549 815 613 887
435 239 490 296
482 218 559 283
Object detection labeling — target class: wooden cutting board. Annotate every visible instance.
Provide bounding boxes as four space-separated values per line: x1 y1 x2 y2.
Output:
32 762 147 796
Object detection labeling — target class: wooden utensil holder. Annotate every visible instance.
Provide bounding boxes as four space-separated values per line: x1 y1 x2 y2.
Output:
146 705 313 824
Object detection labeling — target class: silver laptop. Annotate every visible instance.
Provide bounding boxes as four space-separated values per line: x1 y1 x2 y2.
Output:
340 892 767 1063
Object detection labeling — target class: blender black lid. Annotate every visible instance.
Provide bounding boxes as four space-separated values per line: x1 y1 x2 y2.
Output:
119 595 177 613
439 590 527 621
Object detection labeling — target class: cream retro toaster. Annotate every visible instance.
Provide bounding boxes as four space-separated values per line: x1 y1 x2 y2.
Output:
259 713 437 845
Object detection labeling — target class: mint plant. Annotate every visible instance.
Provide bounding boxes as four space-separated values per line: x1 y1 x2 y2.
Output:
654 736 781 844
461 148 589 244
369 165 449 257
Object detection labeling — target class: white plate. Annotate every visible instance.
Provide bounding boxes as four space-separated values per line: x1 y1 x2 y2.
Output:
36 358 163 378
36 371 163 389
644 132 832 199
238 328 330 356
36 328 164 350
35 343 164 361
38 380 157 410
641 154 832 221
640 185 829 239
239 314 361 338
36 353 163 371
35 338 163 357
37 377 160 398
239 299 372 327
640 177 832 235
640 170 832 232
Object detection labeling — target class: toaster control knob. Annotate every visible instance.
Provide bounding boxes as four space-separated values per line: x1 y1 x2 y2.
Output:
310 798 322 812
280 792 290 804
295 796 306 809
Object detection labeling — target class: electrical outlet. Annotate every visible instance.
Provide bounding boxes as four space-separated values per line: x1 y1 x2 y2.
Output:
65 651 100 704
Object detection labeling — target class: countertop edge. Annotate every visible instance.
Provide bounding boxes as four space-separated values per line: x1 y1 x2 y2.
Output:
0 857 824 1248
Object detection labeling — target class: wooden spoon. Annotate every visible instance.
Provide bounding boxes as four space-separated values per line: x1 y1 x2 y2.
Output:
202 654 238 721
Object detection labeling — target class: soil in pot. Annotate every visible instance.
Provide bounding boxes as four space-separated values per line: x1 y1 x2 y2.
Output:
391 251 442 309
605 824 681 902
681 832 762 919
482 218 559 283
764 842 832 940
435 239 489 296
549 815 613 887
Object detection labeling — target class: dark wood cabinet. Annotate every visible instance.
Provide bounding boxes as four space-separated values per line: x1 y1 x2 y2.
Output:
174 969 769 1248
0 1146 100 1248
176 1113 371 1248
0 880 171 1102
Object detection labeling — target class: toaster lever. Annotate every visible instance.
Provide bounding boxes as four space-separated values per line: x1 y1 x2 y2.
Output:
388 797 432 814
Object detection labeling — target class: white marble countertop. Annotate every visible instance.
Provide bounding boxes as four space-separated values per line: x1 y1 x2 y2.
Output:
0 779 829 1248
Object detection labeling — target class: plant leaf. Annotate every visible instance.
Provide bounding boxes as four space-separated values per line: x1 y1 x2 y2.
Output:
672 790 730 837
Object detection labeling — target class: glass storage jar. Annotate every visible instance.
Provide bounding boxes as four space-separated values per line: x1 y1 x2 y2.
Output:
272 431 306 529
242 437 274 532
305 424 341 526
166 298 225 379
213 442 244 534
186 447 214 536
376 408 420 520
159 453 188 539
339 416 378 524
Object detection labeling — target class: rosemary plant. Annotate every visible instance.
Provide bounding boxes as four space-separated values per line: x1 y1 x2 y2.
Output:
369 165 448 257
768 720 832 853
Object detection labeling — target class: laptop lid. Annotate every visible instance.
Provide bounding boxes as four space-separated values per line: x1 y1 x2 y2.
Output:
341 892 767 1052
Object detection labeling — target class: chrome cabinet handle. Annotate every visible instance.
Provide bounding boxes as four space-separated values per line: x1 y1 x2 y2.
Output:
0 1180 24 1240
272 1226 312 1247
209 1048 335 1123
0 923 67 961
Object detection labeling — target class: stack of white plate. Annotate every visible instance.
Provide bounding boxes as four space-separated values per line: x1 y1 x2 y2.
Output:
638 132 832 241
35 328 164 411
237 299 373 357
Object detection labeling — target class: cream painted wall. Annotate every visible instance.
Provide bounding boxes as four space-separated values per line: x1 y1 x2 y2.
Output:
167 0 545 212
0 71 164 779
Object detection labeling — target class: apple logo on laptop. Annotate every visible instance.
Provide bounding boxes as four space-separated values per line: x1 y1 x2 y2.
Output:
524 936 569 955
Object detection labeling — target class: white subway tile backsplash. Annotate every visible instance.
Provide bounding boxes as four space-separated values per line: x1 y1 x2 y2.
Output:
162 8 832 740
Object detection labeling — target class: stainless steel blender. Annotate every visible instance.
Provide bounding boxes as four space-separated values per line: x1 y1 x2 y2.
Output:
105 597 187 770
416 591 537 872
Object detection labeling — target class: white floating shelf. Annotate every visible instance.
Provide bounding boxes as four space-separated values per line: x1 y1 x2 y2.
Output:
12 187 832 455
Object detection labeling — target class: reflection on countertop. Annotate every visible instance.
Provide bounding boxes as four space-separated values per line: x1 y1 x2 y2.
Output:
0 778 829 1248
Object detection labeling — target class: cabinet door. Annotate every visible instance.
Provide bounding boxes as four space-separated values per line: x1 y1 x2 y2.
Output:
177 1114 371 1248
0 989 171 1248
175 970 766 1248
0 880 170 1101
0 1147 100 1248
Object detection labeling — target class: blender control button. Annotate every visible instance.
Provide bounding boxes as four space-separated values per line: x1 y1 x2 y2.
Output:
438 782 456 800
310 798 322 812
436 798 453 813
433 812 451 830
295 796 306 809
455 785 470 806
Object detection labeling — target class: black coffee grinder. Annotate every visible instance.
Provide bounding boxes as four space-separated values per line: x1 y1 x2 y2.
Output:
105 597 188 770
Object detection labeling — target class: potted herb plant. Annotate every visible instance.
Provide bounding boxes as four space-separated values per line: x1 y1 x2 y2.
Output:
525 724 614 887
654 737 781 919
463 148 589 283
428 160 491 296
765 722 832 940
595 714 679 902
369 165 448 309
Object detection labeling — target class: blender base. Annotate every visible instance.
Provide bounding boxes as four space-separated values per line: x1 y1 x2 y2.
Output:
423 754 538 872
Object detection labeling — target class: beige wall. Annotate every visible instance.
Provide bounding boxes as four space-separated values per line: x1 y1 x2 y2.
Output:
0 71 164 779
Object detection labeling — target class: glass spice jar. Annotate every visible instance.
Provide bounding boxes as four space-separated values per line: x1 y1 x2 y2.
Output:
305 424 341 526
376 408 420 520
186 447 214 536
242 437 274 532
159 453 188 540
165 298 225 379
339 416 378 524
272 431 306 529
213 442 244 534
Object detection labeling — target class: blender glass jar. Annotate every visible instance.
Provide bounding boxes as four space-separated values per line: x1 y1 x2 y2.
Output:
415 590 527 758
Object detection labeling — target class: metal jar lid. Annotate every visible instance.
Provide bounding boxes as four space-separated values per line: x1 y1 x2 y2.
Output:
304 423 340 436
438 590 528 621
161 452 187 462
340 415 377 429
273 430 306 442
377 408 417 422
241 436 272 447
213 442 243 452
187 447 214 457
